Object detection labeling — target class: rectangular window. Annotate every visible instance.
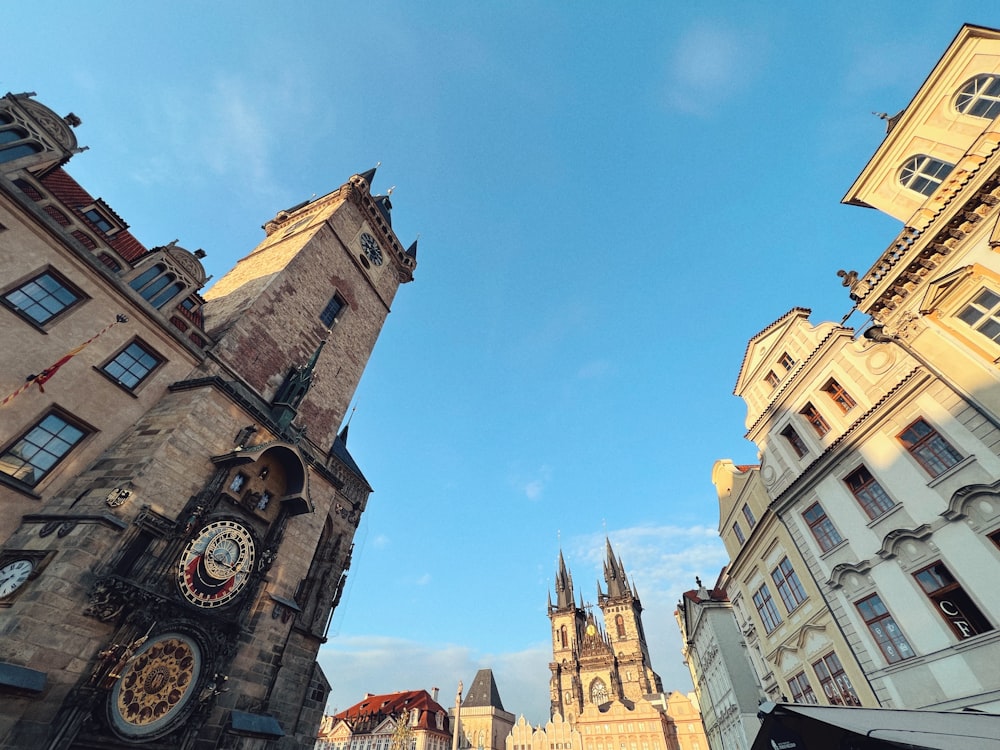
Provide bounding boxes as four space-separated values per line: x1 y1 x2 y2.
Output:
856 593 914 664
787 672 817 704
83 208 114 233
765 370 780 389
752 584 782 633
822 379 857 413
898 419 962 476
101 340 162 390
741 503 756 529
800 402 830 436
957 288 1000 343
0 411 88 487
844 465 896 519
771 557 807 612
803 502 843 552
320 292 346 327
778 352 795 371
913 562 993 639
781 425 808 457
812 652 860 706
2 270 82 325
732 521 745 544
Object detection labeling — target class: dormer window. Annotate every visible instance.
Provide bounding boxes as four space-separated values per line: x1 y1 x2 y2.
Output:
899 155 953 197
80 202 125 236
0 113 42 165
955 74 1000 120
130 264 185 309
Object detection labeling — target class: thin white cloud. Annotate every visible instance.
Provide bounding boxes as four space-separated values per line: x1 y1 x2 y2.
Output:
665 22 766 116
372 534 390 549
416 572 432 586
511 464 552 501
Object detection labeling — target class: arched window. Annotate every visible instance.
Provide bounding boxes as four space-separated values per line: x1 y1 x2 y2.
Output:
0 115 42 165
955 74 1000 120
129 264 186 309
899 155 953 197
615 614 625 638
560 625 567 648
589 678 609 705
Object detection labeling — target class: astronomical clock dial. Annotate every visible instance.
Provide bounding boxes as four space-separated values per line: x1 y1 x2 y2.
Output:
0 559 33 599
177 520 256 608
360 232 383 266
108 632 202 740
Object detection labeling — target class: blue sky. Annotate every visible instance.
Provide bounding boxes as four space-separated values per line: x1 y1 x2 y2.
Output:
6 1 996 726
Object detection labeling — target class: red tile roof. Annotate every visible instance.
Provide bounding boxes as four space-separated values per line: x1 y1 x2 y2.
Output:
335 689 448 733
39 167 149 262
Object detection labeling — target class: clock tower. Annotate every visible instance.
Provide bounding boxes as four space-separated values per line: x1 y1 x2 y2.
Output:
0 91 419 750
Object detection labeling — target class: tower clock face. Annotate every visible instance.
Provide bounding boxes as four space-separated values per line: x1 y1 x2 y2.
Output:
360 232 383 266
0 559 33 598
108 632 202 740
177 520 256 608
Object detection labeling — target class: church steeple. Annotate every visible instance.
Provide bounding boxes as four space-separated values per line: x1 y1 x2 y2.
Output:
552 550 576 610
602 537 632 600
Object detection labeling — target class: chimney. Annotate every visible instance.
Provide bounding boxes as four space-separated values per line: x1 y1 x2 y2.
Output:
432 687 439 702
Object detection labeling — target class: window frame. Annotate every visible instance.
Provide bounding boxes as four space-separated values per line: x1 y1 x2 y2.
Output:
912 561 993 640
898 154 954 197
956 287 1000 345
741 503 757 529
771 556 808 613
752 583 782 633
855 593 915 664
822 378 857 414
320 292 347 328
897 418 963 477
787 671 818 705
732 521 746 544
802 502 843 553
800 402 830 437
812 652 860 706
955 74 1000 120
764 370 780 390
844 465 896 520
98 339 164 393
0 409 91 489
781 424 808 458
778 352 795 371
1 268 85 328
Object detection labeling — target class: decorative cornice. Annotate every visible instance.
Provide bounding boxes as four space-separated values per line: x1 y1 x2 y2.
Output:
877 523 934 560
856 160 1000 321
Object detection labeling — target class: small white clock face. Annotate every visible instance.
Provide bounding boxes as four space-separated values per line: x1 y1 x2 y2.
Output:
360 232 383 266
0 559 34 598
177 520 256 608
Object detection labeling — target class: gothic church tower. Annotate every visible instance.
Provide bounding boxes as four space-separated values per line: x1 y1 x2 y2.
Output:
548 542 662 722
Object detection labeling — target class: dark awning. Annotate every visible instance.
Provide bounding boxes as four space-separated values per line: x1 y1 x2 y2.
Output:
752 701 1000 750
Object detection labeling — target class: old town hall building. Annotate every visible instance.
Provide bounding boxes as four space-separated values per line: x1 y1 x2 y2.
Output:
0 91 417 748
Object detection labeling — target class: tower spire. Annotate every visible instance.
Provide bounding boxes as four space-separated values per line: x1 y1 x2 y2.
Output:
603 537 630 599
554 550 575 609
